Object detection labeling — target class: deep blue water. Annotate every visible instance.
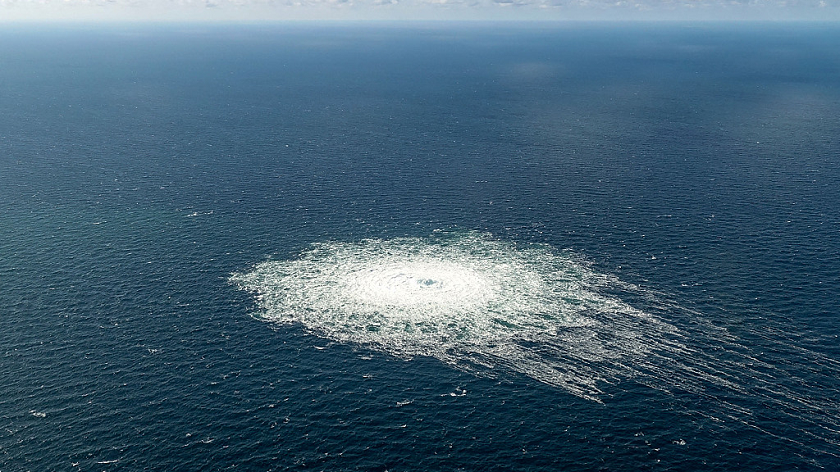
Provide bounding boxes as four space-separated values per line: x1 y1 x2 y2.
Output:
2 23 840 471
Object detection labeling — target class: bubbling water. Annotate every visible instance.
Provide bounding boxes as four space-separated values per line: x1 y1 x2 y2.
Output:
232 232 679 400
341 260 495 311
233 231 840 456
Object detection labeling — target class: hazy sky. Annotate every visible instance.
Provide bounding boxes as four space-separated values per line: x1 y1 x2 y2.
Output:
1 0 838 22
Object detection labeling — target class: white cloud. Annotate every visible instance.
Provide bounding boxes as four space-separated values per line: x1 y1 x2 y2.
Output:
1 0 839 20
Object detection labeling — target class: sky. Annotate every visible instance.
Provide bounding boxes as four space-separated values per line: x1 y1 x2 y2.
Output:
0 0 839 22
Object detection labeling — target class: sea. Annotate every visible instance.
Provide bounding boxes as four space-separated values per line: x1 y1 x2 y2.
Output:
1 22 839 471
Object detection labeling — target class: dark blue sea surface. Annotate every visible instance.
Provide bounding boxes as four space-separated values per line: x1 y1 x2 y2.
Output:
1 23 840 471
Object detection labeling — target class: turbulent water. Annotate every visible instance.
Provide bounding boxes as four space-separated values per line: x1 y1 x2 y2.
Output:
234 232 660 400
234 231 840 455
2 24 840 471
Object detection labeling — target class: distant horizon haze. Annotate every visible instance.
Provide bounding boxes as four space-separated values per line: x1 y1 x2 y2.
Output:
2 0 840 23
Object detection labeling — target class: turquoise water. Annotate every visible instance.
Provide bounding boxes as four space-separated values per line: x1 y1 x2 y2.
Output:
2 23 840 470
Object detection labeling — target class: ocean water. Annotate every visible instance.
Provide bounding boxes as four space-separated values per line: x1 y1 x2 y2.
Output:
1 23 840 471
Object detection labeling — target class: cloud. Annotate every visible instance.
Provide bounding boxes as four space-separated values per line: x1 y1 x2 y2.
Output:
1 0 839 20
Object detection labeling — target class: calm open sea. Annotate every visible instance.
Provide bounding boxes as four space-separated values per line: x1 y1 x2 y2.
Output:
2 23 840 471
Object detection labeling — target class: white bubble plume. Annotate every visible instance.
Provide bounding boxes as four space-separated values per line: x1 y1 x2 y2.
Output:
232 231 840 457
231 231 685 400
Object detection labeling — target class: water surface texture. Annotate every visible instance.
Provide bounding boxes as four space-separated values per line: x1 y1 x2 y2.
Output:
2 23 840 471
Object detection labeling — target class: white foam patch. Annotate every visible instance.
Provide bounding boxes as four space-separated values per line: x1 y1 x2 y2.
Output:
232 231 681 400
233 231 840 457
